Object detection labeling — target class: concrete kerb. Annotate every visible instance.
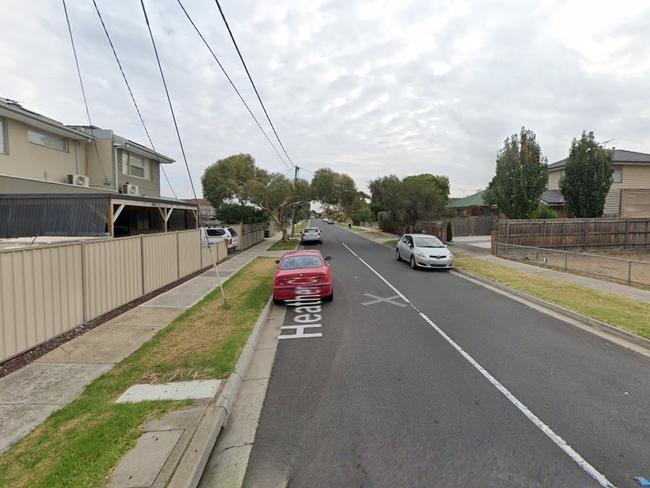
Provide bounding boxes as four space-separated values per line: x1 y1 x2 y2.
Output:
167 298 274 488
452 268 650 353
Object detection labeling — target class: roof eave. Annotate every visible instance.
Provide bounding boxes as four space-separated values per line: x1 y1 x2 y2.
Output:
0 105 93 141
115 141 175 164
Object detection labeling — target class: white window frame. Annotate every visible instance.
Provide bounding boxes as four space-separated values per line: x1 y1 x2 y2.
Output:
612 168 622 183
27 128 68 152
0 117 6 154
122 151 151 180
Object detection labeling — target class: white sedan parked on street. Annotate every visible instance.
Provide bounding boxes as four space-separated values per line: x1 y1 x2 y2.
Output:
396 234 453 270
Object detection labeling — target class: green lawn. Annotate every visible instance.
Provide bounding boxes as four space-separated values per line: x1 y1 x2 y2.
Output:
267 238 299 251
0 258 276 488
454 255 650 340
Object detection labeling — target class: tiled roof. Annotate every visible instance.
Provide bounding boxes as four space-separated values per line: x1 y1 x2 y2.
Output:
541 190 565 205
448 189 487 208
549 149 650 170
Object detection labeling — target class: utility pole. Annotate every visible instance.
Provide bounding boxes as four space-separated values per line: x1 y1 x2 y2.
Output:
291 165 299 237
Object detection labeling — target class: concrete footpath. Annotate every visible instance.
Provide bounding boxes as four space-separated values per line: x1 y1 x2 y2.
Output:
0 234 283 455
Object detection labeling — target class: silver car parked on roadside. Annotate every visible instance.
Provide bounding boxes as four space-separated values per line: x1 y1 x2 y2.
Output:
396 234 453 270
300 227 323 244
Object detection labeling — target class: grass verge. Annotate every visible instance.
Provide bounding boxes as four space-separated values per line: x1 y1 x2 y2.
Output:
383 239 399 248
267 238 299 251
295 220 309 233
0 258 276 488
336 222 368 232
454 255 650 340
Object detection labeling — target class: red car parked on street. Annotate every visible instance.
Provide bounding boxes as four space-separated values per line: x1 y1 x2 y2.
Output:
273 250 333 304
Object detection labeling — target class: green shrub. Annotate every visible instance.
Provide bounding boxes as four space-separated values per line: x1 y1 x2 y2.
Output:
531 204 559 219
446 221 453 241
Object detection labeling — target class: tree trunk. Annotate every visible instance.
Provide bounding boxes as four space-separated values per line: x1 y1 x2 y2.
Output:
281 226 288 242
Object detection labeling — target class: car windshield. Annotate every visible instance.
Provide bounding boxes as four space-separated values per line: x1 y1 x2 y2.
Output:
206 229 225 237
413 236 444 248
279 255 323 270
227 228 237 236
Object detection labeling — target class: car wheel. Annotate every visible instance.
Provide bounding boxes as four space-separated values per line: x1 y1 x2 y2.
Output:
410 256 417 270
395 249 401 261
273 298 283 305
324 292 334 302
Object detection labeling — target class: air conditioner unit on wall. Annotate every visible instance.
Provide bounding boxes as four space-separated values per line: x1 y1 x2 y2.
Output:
67 174 90 187
121 183 139 195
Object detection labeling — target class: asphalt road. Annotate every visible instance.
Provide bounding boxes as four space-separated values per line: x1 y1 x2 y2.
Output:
244 223 650 488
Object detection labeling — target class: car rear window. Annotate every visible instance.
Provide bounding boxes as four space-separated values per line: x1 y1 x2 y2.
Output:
304 228 319 232
279 255 323 270
227 227 238 236
206 229 226 237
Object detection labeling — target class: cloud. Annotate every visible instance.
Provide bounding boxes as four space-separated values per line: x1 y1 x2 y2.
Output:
2 0 649 198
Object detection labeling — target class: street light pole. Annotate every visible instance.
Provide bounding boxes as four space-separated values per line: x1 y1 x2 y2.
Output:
291 165 299 237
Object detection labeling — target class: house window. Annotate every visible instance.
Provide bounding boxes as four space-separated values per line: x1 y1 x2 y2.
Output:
28 129 68 151
122 151 150 180
612 169 622 183
0 118 6 154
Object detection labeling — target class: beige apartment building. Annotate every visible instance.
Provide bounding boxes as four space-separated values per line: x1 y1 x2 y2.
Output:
543 149 650 217
0 97 198 237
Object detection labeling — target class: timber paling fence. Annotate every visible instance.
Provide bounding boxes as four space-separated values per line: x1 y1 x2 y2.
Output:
496 242 650 286
0 229 227 363
497 218 650 250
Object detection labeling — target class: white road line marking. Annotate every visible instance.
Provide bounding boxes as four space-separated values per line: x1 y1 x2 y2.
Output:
361 293 408 307
342 242 614 488
342 242 410 303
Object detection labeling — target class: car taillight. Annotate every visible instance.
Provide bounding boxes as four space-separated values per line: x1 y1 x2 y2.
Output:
228 238 232 245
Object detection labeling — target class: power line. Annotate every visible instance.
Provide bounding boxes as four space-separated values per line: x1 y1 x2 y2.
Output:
213 0 296 168
91 0 178 200
174 0 292 171
61 0 108 182
139 0 198 200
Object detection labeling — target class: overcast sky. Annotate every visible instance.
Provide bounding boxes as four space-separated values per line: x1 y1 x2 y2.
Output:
2 0 649 198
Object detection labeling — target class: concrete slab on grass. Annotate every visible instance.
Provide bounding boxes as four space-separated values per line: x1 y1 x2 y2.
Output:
106 430 183 488
0 362 112 405
0 404 60 453
116 380 221 403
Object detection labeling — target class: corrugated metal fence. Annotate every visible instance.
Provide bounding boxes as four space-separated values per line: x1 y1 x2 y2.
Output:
231 222 267 250
0 229 227 362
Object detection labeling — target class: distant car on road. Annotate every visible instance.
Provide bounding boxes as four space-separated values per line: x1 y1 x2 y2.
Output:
327 219 335 225
322 218 330 223
273 250 333 304
396 234 453 270
301 227 322 244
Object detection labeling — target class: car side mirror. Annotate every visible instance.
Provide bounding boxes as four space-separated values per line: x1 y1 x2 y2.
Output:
275 259 280 264
409 243 414 248
325 256 332 261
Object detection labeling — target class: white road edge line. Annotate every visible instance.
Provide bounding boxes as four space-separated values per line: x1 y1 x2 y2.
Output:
342 242 614 488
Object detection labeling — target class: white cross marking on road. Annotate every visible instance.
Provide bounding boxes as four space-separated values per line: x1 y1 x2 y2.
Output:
361 293 408 307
